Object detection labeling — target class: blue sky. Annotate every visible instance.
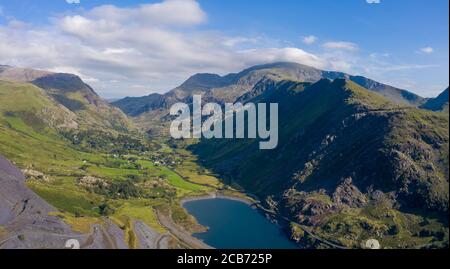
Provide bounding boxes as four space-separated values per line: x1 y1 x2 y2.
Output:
0 0 448 98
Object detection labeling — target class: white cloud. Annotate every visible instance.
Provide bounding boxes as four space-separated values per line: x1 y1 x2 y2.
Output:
323 41 359 51
223 37 260 48
420 47 434 54
85 0 206 27
66 0 81 4
47 66 98 83
366 0 381 4
0 0 441 98
369 53 390 59
238 48 326 69
0 1 334 98
302 35 317 45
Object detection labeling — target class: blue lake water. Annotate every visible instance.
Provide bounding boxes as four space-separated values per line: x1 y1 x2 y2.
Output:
183 198 299 249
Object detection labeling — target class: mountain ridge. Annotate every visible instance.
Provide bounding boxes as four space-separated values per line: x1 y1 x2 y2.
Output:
420 88 449 112
189 77 449 248
0 65 134 133
112 62 426 118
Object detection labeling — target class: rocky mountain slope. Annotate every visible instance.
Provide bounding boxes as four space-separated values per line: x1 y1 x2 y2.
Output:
112 62 427 137
190 78 449 248
112 62 425 118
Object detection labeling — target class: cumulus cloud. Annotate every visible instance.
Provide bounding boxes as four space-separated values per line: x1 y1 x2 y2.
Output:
238 48 326 69
302 35 317 45
366 0 381 3
0 1 336 97
83 0 207 27
0 0 434 98
420 47 434 54
323 41 359 51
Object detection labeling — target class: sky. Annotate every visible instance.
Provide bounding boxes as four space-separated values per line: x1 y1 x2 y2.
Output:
0 0 448 98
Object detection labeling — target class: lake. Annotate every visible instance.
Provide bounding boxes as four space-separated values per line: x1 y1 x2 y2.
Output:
183 197 299 249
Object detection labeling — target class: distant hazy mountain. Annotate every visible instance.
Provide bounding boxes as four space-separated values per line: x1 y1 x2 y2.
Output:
421 88 449 112
112 94 168 117
112 62 425 118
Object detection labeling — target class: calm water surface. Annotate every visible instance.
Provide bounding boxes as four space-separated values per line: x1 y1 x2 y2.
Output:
183 198 299 249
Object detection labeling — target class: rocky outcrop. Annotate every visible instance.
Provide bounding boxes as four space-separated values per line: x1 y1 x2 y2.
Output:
22 169 52 182
78 176 109 188
281 189 338 227
332 178 368 208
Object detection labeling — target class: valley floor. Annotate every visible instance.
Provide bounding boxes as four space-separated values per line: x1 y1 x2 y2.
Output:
0 115 244 248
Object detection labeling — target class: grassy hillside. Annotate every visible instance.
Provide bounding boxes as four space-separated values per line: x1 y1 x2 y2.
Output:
0 79 224 248
0 65 134 133
32 73 134 132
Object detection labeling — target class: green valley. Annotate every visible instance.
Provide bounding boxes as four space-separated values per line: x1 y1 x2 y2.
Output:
0 70 233 249
0 63 448 249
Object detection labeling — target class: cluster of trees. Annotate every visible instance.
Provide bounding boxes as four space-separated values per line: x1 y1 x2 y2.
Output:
89 179 142 200
61 130 150 154
86 176 177 202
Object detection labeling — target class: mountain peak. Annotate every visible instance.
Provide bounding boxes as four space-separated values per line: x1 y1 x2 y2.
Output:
0 65 101 100
113 62 426 118
178 73 233 92
32 73 98 96
239 61 318 73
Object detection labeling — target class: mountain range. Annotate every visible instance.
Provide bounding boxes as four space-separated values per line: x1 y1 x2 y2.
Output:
112 62 426 116
112 62 436 138
113 62 448 248
190 78 448 247
0 62 448 249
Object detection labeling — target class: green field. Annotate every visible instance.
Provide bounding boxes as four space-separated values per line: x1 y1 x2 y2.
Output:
0 80 230 248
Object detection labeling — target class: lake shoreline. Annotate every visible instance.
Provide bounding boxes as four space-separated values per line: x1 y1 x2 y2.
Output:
180 192 256 207
181 193 300 249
